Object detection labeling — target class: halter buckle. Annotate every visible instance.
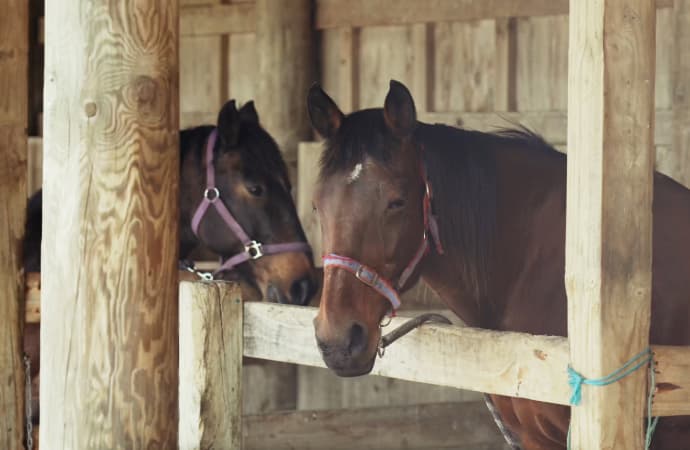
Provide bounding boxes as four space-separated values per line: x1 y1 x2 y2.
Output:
204 187 220 202
245 240 264 259
355 265 378 287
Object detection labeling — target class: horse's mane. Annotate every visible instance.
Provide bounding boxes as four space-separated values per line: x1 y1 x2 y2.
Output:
319 110 558 313
181 123 291 189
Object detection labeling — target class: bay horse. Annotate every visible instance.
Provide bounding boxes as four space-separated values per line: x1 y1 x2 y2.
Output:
23 99 318 422
308 80 690 449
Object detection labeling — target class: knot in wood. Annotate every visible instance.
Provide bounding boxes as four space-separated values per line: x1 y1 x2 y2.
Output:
84 102 98 118
134 76 157 104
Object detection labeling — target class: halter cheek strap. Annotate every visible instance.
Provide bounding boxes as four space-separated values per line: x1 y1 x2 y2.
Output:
322 149 443 314
191 128 312 275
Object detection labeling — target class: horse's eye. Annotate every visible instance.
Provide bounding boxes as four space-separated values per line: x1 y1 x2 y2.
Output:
387 198 406 210
247 184 264 197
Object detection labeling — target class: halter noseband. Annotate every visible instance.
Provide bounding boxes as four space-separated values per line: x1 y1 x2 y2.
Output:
191 128 312 275
322 148 444 315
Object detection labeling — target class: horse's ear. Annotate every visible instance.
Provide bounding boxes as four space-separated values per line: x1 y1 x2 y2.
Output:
217 99 241 147
239 101 260 124
383 80 417 138
307 83 343 139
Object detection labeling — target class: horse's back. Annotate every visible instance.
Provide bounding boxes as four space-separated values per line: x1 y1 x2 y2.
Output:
652 173 690 346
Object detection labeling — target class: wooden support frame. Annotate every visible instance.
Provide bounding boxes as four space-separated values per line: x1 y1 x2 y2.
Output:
566 0 656 448
179 281 243 450
41 1 180 446
0 0 28 447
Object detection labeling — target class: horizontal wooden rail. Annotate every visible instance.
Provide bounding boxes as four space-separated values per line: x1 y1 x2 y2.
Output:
25 278 690 416
109 0 676 39
244 302 690 417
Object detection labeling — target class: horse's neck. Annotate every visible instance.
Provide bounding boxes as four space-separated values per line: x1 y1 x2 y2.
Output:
417 132 567 331
178 129 208 258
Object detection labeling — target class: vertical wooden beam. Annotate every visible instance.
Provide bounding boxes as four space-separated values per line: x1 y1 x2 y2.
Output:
672 0 690 187
494 18 517 111
179 281 243 450
41 1 179 447
411 23 432 113
0 0 28 448
255 0 314 165
566 0 656 449
337 27 358 113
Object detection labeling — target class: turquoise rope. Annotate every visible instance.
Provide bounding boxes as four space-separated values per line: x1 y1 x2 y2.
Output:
566 348 659 450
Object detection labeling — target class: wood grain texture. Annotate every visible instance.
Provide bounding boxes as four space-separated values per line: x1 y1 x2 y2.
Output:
41 1 180 447
179 281 243 450
180 35 222 127
227 33 257 106
433 20 496 112
297 142 323 267
255 0 314 162
27 136 42 196
516 15 569 111
0 0 28 447
244 402 510 450
671 0 690 188
316 0 672 29
180 3 255 36
494 18 517 111
566 0 656 448
358 26 415 109
244 303 690 416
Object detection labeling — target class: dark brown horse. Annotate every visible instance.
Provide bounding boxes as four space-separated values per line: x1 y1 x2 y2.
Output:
23 99 318 422
308 80 690 449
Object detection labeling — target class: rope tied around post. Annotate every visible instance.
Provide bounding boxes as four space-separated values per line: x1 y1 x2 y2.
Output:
566 347 659 450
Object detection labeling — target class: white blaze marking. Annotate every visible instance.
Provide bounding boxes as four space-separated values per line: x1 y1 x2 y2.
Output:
347 163 363 184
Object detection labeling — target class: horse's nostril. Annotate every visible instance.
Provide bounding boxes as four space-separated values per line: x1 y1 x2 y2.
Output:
348 323 368 357
290 276 317 306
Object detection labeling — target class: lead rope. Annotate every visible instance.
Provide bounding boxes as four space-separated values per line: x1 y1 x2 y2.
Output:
24 354 33 450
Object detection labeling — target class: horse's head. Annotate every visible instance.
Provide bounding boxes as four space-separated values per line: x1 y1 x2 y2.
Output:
191 100 318 306
308 80 428 376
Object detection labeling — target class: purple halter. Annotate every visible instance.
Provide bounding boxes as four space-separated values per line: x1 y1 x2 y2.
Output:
191 129 312 275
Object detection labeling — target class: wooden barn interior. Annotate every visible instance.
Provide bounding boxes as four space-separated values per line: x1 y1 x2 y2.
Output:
2 0 690 449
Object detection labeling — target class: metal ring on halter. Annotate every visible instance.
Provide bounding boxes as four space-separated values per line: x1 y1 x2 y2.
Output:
204 187 220 202
245 240 264 259
355 265 378 286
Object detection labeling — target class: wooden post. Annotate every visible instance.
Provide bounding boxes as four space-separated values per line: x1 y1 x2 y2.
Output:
179 281 243 450
0 0 28 448
672 0 690 187
41 1 179 447
255 0 314 165
566 0 656 449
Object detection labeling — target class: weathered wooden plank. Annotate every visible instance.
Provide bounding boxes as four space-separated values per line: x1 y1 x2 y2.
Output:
41 1 180 447
493 18 517 111
297 142 324 267
411 23 431 113
433 19 495 112
255 0 314 164
566 0 656 448
0 0 28 446
315 0 672 29
179 281 243 450
244 303 690 416
671 0 690 188
336 27 358 113
180 35 222 127
227 33 257 105
516 15 569 111
27 136 42 196
358 25 415 109
180 3 255 36
244 402 510 450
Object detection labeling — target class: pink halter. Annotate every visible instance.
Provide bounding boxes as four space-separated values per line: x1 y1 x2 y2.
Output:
191 129 312 275
322 149 444 314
